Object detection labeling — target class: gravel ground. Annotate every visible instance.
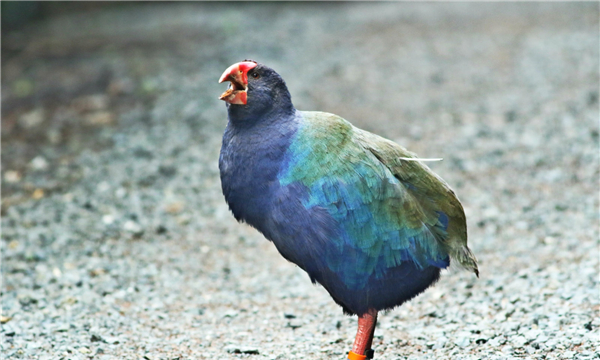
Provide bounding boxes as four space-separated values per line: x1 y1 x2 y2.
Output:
1 3 598 360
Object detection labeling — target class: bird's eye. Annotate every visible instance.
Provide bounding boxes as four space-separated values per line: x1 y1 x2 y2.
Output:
251 72 260 79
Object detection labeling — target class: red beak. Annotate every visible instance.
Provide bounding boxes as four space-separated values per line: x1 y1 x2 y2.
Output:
218 61 258 105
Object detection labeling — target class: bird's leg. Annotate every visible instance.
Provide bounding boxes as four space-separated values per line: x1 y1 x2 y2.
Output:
348 308 378 360
363 309 377 352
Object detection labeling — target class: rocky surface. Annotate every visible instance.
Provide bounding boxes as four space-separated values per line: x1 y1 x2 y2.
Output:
1 3 598 359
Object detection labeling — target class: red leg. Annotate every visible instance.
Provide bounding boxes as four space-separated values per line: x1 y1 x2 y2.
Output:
348 308 378 359
364 310 378 353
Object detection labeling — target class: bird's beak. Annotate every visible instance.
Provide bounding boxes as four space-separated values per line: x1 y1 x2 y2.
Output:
218 61 258 105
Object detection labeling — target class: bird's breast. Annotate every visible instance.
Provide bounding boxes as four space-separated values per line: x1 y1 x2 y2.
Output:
219 123 297 227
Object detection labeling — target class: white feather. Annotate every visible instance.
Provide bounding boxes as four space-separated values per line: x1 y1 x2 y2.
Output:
398 157 443 162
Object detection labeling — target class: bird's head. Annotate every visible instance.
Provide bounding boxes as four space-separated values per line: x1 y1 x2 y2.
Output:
219 60 293 122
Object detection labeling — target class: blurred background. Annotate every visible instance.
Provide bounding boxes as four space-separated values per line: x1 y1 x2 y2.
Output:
2 2 598 359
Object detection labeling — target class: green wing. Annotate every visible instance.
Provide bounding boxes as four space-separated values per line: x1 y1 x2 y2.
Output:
279 111 478 289
354 127 479 276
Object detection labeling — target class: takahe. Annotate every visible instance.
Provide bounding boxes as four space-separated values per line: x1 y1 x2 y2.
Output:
218 60 478 360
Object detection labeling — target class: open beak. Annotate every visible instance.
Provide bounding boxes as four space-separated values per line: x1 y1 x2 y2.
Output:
218 61 258 105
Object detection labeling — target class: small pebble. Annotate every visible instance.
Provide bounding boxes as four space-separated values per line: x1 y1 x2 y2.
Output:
454 336 470 348
512 336 527 348
30 156 48 171
434 336 448 349
123 220 144 236
19 109 44 128
225 345 260 354
287 319 303 329
102 214 115 225
90 334 104 342
86 111 115 126
103 336 120 345
4 170 21 183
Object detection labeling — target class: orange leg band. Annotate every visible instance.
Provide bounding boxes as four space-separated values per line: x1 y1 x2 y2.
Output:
347 350 367 360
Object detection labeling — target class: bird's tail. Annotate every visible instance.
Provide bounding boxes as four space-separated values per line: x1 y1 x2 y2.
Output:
453 245 479 277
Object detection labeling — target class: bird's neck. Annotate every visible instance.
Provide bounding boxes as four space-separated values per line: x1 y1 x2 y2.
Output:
226 101 295 129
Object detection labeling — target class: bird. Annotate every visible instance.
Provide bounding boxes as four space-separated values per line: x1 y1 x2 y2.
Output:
217 60 478 360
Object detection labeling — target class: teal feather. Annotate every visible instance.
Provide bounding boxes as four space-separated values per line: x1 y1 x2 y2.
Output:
279 111 478 290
